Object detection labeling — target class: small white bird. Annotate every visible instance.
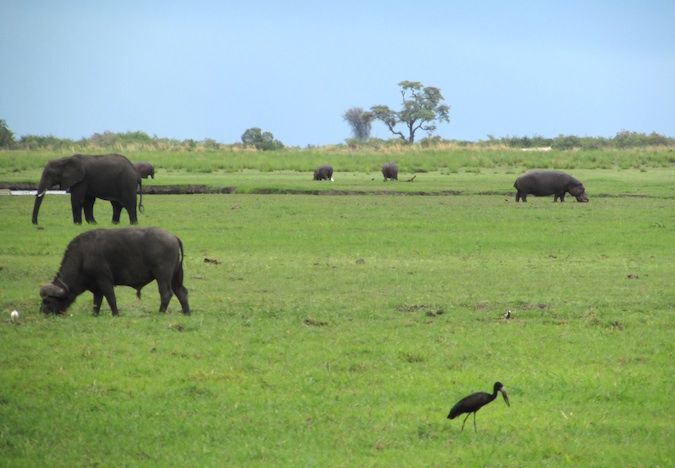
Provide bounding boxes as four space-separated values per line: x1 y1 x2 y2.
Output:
503 309 512 320
10 310 20 321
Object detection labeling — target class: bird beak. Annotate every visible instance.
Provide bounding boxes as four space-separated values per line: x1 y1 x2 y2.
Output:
501 389 510 406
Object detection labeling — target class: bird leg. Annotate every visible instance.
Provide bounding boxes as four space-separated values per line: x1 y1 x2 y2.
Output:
473 412 477 433
460 413 471 432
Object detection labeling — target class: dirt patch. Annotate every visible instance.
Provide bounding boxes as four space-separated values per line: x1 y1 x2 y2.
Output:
396 303 445 316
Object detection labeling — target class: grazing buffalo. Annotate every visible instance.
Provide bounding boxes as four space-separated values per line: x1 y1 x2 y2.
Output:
382 163 398 181
313 165 334 181
514 170 589 202
134 162 155 179
40 227 190 316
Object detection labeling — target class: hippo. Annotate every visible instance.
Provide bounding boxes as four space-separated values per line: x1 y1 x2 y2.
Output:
382 163 398 181
313 165 334 181
514 170 589 202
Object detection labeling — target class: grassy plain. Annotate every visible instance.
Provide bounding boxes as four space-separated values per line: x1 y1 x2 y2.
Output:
0 150 674 465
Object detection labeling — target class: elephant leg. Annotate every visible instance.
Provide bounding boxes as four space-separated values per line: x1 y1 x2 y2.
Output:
111 201 123 224
560 193 566 202
70 195 84 224
92 292 103 315
516 191 522 202
83 196 97 224
123 194 138 225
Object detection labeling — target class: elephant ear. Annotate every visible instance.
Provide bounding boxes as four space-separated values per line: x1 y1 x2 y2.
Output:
61 158 85 189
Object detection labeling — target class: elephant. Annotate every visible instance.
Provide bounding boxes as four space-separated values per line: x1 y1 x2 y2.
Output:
40 227 189 316
134 162 155 179
382 163 398 181
32 153 143 225
514 170 589 202
313 165 334 181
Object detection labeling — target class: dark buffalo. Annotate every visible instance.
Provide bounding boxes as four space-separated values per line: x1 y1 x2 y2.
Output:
514 170 589 202
382 163 398 181
40 227 190 316
313 165 334 181
134 162 155 179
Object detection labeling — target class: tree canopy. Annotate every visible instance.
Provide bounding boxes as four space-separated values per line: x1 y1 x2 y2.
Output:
0 119 14 148
343 107 373 141
370 81 450 143
241 128 284 151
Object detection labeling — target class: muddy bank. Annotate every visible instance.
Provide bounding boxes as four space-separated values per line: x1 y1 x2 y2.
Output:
0 183 665 198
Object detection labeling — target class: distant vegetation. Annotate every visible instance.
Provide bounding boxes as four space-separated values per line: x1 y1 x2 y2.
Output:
0 119 673 152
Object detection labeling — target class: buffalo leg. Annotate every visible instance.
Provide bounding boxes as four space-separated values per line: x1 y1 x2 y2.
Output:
157 280 173 312
174 286 190 315
92 292 103 315
98 282 118 315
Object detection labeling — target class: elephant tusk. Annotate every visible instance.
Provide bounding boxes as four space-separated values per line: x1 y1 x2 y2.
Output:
37 191 45 198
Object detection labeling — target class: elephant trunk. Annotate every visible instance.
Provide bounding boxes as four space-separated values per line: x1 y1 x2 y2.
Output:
32 178 49 224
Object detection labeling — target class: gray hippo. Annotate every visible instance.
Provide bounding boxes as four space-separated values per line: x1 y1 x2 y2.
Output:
382 163 398 181
514 170 589 202
313 165 334 181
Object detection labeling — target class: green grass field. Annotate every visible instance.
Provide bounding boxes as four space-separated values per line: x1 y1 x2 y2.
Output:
0 151 673 465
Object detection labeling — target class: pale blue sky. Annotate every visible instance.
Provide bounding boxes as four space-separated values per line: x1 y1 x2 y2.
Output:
1 0 674 145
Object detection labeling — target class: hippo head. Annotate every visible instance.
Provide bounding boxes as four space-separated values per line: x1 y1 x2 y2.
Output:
39 283 72 314
569 183 589 202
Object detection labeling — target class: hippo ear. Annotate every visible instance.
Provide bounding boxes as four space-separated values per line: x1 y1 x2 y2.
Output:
569 184 584 196
40 283 65 298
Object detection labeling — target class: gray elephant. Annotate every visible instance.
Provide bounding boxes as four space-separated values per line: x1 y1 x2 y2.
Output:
40 227 189 316
32 153 142 225
313 165 334 181
514 170 589 202
134 162 155 179
382 163 398 181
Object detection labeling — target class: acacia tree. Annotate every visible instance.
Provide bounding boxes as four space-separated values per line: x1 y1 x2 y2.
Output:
0 119 14 148
343 107 373 141
370 81 450 143
241 128 284 151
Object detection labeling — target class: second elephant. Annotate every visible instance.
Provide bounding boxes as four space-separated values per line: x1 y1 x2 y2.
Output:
32 153 143 225
134 162 155 179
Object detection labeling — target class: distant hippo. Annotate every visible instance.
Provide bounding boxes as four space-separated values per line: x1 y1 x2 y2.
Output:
313 165 334 181
134 162 155 179
514 170 589 202
382 163 398 181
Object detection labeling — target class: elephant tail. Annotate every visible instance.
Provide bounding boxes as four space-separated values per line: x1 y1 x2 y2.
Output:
138 179 144 214
173 236 185 288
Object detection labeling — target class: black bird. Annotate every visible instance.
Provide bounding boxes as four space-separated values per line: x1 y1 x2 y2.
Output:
447 381 510 432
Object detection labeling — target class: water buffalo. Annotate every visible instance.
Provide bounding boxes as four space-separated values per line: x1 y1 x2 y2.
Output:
514 170 589 202
39 227 190 316
382 163 398 181
313 165 334 181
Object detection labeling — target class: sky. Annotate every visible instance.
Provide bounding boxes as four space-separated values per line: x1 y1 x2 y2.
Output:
1 0 674 146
